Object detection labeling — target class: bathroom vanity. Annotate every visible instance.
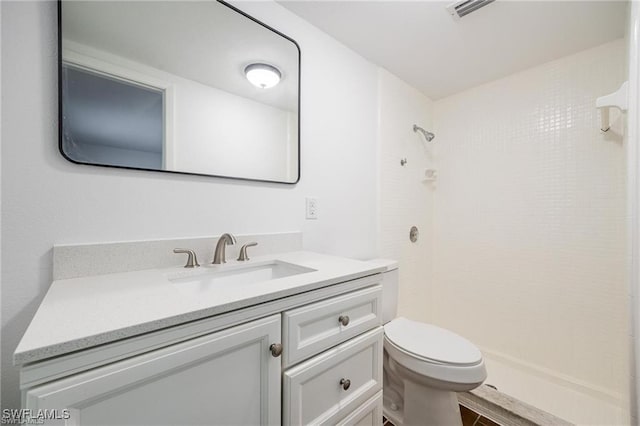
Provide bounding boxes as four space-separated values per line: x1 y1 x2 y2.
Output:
15 249 385 425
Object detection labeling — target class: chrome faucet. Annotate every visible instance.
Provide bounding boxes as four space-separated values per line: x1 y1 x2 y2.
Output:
212 233 236 264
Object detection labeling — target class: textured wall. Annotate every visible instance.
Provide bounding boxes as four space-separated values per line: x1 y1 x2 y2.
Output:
377 68 435 323
433 39 628 418
0 0 380 409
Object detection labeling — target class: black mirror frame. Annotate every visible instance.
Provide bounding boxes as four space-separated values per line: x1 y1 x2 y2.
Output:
57 0 301 184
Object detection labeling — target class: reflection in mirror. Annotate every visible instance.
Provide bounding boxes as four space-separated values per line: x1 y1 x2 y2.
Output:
63 65 165 170
60 1 300 183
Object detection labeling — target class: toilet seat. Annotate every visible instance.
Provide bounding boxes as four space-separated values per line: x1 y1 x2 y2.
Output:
384 317 482 365
384 317 487 387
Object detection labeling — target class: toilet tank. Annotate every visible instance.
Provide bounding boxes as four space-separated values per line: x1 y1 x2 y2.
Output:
368 259 399 323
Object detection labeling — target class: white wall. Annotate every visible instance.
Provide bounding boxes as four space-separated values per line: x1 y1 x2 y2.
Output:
0 0 3 408
377 68 435 322
432 40 628 423
628 4 640 424
174 78 295 181
0 0 379 409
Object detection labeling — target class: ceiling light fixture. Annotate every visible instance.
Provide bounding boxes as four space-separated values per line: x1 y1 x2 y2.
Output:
244 63 282 89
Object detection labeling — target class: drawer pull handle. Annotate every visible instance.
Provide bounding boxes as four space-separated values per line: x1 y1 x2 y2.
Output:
340 378 351 391
338 315 350 326
269 343 283 357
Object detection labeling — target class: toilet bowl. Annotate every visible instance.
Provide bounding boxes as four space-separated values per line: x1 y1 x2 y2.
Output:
369 259 487 426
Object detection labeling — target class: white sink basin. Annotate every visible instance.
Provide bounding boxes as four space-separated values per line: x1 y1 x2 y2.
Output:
169 260 316 289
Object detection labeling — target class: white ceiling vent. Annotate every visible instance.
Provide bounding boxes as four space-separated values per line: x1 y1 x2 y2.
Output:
447 0 495 20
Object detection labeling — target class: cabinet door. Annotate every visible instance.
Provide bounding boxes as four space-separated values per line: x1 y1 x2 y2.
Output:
25 315 281 426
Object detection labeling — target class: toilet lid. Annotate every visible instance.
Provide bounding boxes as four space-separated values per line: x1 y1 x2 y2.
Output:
384 317 482 366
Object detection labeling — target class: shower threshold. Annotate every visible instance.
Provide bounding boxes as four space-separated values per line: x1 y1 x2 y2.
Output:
458 384 573 426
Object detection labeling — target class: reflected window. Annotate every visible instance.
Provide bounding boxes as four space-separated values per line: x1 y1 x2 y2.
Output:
61 65 164 170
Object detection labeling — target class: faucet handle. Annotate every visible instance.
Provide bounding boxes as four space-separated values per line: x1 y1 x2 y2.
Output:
173 248 200 268
237 242 258 261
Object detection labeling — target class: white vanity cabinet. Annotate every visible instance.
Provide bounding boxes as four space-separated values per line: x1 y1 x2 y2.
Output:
17 260 384 426
25 315 282 426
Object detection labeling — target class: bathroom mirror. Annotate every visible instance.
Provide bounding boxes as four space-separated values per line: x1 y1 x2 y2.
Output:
59 1 300 184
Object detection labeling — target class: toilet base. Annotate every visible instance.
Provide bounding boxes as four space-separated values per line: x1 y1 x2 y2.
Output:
384 380 462 426
384 352 463 426
410 380 461 425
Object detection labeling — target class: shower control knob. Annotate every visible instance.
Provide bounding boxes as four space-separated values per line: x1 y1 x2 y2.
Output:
409 226 419 243
338 315 350 326
269 343 283 357
340 378 351 391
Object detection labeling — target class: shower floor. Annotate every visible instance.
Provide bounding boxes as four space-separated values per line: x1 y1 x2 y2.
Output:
482 354 628 424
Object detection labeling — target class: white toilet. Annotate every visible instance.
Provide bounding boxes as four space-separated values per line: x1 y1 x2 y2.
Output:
370 259 487 426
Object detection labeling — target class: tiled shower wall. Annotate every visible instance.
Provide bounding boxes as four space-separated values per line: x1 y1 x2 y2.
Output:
432 39 628 422
378 68 435 322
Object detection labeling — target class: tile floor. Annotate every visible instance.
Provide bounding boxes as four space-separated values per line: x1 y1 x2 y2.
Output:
383 405 500 426
460 405 500 426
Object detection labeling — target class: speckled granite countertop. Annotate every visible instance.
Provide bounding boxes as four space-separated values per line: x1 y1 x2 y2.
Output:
15 251 383 366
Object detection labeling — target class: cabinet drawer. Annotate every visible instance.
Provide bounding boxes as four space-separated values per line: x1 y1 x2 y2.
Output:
283 327 383 426
283 285 382 367
336 391 383 426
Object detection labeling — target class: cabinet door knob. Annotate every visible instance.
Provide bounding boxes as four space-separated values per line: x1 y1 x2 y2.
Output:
340 378 351 391
338 315 350 326
269 343 283 357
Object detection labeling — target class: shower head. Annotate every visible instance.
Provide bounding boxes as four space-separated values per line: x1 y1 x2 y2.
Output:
413 124 435 142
